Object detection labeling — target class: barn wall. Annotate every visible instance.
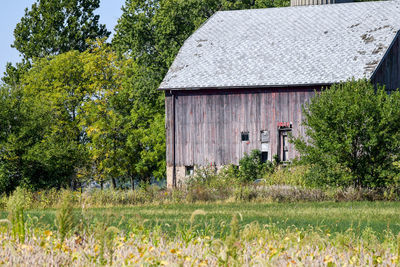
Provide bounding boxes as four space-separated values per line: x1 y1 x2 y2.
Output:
372 34 400 91
165 87 319 177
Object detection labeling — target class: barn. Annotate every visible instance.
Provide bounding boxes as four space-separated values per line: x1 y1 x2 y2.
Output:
159 0 400 187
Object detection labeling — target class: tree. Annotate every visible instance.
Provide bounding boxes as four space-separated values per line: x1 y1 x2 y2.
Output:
13 0 110 60
80 41 130 189
3 0 110 85
293 80 400 188
0 82 53 193
20 50 92 189
0 84 24 193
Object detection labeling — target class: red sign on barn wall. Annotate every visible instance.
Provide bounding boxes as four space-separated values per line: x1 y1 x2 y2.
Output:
277 122 292 128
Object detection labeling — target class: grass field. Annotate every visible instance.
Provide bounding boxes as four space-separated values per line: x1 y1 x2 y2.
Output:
2 201 400 265
2 201 400 237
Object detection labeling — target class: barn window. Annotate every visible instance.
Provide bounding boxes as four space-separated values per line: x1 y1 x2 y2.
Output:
185 166 194 176
260 130 270 162
261 152 269 163
241 131 249 141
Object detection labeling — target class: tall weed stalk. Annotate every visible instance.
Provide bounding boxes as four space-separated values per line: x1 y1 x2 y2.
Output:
55 191 76 242
7 187 27 242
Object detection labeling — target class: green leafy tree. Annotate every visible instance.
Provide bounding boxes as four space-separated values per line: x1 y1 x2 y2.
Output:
13 0 110 59
80 41 130 189
293 80 400 188
20 50 92 189
0 82 53 192
3 0 110 85
0 85 24 193
80 44 165 189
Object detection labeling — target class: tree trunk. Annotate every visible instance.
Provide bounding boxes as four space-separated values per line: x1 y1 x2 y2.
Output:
100 180 104 190
130 176 135 191
111 178 117 189
70 178 77 191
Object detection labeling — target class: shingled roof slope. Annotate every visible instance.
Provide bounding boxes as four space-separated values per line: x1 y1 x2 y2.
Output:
159 1 400 90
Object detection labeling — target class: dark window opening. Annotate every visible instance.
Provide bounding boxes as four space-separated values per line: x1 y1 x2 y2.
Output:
185 166 194 176
261 152 269 163
241 132 249 141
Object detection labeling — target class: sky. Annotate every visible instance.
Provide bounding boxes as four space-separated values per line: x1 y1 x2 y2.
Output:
0 0 126 77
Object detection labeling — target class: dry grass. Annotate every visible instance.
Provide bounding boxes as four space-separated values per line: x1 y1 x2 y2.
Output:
0 219 399 266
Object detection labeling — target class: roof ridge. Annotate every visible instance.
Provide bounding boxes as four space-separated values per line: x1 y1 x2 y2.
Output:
215 0 393 14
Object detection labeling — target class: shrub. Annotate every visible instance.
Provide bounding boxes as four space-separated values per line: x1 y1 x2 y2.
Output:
186 165 238 202
238 150 272 182
293 80 400 188
263 165 308 187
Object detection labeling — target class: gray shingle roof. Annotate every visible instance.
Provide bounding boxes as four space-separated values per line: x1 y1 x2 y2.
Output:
159 1 400 90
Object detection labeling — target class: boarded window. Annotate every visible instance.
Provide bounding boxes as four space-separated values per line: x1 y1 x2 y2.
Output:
241 132 249 141
260 130 270 143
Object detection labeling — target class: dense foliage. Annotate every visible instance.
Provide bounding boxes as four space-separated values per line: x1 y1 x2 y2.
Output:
294 80 400 188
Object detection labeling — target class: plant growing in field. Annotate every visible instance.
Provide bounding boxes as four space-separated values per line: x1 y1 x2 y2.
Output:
93 211 120 265
0 219 11 234
94 223 120 265
55 191 76 242
104 226 119 265
7 187 27 242
212 214 243 265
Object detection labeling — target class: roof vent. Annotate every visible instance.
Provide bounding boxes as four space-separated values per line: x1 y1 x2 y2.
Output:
291 0 353 6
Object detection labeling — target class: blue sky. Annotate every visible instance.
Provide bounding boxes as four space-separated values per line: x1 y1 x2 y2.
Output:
0 0 126 77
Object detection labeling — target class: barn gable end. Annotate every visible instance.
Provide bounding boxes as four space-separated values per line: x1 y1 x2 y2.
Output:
372 32 400 91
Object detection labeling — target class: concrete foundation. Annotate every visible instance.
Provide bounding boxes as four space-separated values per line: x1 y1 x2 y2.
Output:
166 165 225 188
166 166 187 188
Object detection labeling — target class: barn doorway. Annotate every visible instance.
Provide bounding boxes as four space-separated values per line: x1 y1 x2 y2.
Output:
278 126 292 163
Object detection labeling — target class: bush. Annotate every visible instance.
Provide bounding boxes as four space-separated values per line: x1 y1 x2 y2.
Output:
186 165 238 202
293 80 400 188
238 150 273 182
263 165 308 187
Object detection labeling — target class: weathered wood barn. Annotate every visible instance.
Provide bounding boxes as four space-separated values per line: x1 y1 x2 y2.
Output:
159 0 400 187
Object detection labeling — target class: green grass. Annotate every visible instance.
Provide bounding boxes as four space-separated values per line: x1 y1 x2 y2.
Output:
2 201 400 237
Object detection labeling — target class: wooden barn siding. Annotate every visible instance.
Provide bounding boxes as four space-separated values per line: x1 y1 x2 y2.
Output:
165 87 320 167
372 34 400 91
